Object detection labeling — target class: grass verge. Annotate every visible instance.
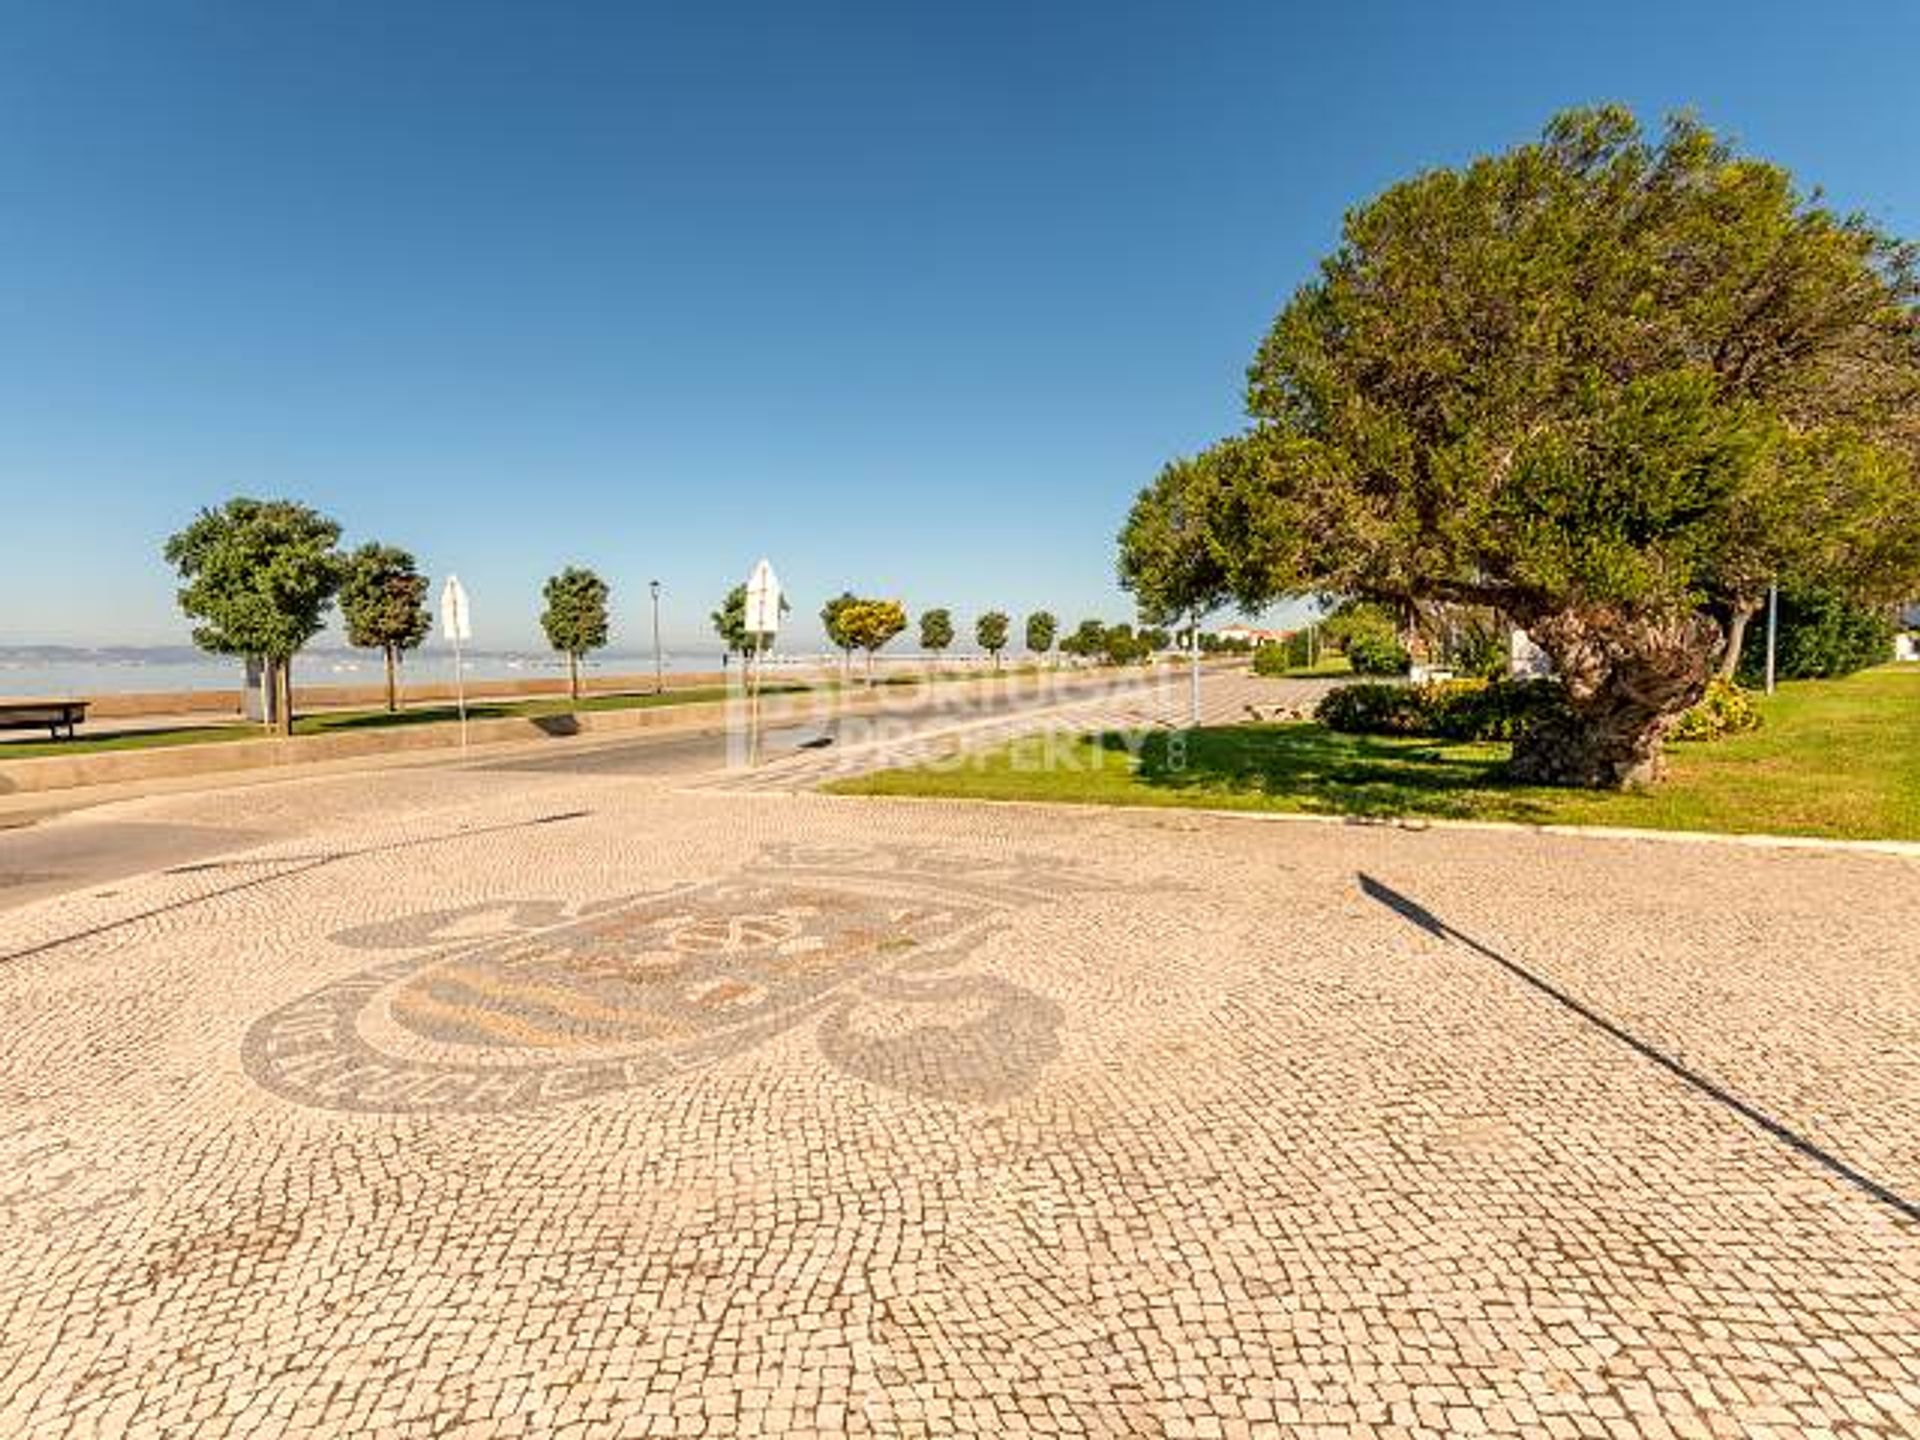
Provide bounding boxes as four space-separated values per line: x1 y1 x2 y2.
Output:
828 666 1920 842
0 683 807 760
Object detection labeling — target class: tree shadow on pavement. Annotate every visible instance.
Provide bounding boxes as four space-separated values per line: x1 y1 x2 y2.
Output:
1357 871 1920 1226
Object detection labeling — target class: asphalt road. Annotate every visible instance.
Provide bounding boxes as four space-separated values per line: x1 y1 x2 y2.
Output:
0 672 1192 911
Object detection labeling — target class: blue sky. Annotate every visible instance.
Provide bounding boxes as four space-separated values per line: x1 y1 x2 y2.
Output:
3 1 1916 650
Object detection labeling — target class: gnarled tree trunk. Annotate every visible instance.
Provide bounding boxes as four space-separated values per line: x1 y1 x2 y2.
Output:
1716 602 1759 680
1507 606 1719 789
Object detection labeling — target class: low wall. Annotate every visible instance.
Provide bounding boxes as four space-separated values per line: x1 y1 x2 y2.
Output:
61 668 758 720
0 668 1152 798
0 691 746 795
19 660 1044 719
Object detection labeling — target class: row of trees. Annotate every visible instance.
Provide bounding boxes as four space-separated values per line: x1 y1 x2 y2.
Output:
1120 107 1920 788
162 497 1217 738
163 497 621 733
707 590 1177 682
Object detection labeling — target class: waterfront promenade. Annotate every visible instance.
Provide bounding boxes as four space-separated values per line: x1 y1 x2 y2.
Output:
2 676 1916 1438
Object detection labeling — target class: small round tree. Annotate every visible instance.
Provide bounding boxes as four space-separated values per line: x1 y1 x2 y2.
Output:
1061 618 1107 662
839 599 908 686
713 582 787 668
975 611 1010 670
1025 610 1058 663
540 566 611 701
340 542 431 712
919 607 954 667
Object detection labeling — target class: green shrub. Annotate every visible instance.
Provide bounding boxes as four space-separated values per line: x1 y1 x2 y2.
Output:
1251 643 1290 677
1314 683 1432 735
1316 678 1567 741
1669 678 1763 743
1345 630 1412 676
1425 678 1569 741
1737 586 1897 683
1321 601 1411 676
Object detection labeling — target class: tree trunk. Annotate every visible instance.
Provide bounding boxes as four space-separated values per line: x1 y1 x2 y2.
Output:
864 650 874 688
568 652 580 702
275 657 295 738
384 645 399 712
1506 606 1717 789
1716 603 1758 680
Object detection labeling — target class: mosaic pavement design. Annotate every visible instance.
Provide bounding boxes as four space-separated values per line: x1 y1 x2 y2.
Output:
244 844 1075 1114
3 757 1918 1439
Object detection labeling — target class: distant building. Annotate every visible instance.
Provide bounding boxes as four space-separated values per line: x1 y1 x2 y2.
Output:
1212 624 1289 647
1510 629 1553 678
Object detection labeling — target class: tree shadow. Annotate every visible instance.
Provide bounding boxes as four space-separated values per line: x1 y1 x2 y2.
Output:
300 704 521 734
1099 724 1561 823
1357 872 1920 1226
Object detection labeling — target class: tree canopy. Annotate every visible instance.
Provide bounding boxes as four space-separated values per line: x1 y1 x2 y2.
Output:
712 582 788 663
1060 618 1107 659
1118 455 1235 627
919 608 954 654
837 599 908 682
975 610 1010 665
164 497 343 734
340 542 432 712
1025 611 1057 655
541 566 611 698
821 592 859 654
164 498 344 664
1121 106 1920 786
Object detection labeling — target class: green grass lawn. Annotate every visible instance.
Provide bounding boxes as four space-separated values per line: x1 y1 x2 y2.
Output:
1269 654 1354 679
830 666 1920 842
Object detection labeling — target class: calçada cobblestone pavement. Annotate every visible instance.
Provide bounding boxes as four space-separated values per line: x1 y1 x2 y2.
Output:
1 738 1918 1437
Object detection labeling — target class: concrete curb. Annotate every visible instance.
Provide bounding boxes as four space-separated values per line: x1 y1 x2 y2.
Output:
795 789 1920 861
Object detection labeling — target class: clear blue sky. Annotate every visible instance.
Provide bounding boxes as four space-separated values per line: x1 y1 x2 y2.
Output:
3 0 1915 650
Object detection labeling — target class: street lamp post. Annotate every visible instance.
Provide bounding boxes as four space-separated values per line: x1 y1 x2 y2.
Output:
1764 581 1779 695
650 579 663 694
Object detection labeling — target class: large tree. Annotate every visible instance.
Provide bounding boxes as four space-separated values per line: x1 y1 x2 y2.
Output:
339 542 431 712
1126 108 1920 787
919 607 954 665
540 566 611 701
838 599 908 685
1118 455 1235 632
163 498 343 736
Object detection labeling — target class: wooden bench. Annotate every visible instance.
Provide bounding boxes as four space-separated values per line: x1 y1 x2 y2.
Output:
0 700 88 741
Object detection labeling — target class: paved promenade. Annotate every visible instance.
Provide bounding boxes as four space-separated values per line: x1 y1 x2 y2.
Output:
1 704 1917 1437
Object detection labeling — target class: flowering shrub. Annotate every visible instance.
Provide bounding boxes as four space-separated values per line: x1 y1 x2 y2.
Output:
1669 678 1762 742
